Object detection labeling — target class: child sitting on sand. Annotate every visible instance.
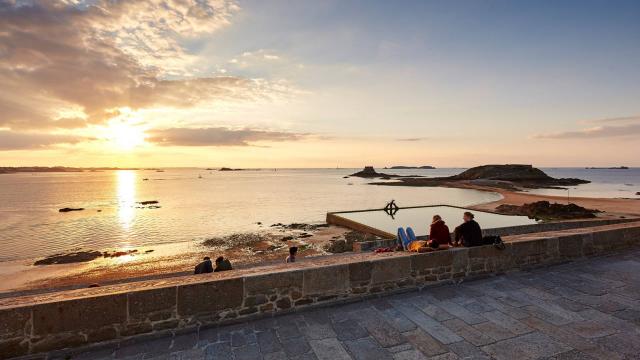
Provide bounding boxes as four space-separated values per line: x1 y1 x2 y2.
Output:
286 246 298 263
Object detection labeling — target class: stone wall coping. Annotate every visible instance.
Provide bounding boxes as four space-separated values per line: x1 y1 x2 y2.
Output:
2 220 639 311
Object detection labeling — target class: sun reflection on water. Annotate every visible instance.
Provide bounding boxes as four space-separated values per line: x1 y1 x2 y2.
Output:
116 170 136 231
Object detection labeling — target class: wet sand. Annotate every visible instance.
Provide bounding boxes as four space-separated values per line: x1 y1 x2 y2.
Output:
0 225 350 296
466 185 640 217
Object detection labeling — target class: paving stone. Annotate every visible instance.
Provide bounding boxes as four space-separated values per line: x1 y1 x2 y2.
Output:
523 305 573 326
281 337 311 357
594 333 640 357
479 296 528 320
379 307 418 333
300 312 337 340
171 332 198 352
427 296 487 325
562 320 618 339
391 301 463 344
357 311 406 347
428 352 459 360
401 329 447 357
392 349 427 360
481 310 532 335
441 319 494 347
343 337 392 359
332 319 368 341
308 338 351 360
472 321 516 342
447 340 492 359
115 336 172 358
547 349 597 360
232 343 262 360
204 342 233 360
263 351 287 360
257 329 282 354
231 331 248 347
387 343 413 353
481 332 570 360
276 320 302 340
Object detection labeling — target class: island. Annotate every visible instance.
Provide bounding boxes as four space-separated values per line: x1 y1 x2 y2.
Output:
386 165 436 169
219 167 244 171
370 164 590 189
585 166 629 170
0 167 141 174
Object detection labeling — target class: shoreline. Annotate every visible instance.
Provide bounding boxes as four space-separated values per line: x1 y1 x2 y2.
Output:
1 184 639 296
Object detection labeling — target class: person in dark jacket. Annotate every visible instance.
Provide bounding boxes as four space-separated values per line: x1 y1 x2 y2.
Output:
454 212 483 247
214 256 233 272
194 256 214 274
428 215 451 248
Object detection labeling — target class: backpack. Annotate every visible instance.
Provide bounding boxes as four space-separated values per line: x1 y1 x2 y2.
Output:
482 235 506 250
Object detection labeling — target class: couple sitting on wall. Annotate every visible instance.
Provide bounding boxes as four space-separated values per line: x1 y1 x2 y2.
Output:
399 211 485 252
194 256 233 274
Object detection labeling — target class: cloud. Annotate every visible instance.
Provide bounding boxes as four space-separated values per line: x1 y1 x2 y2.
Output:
147 127 306 147
534 122 640 139
0 130 85 150
0 0 291 135
396 137 428 142
582 115 640 124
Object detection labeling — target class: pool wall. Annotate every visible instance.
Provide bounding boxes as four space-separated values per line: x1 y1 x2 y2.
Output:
327 205 637 242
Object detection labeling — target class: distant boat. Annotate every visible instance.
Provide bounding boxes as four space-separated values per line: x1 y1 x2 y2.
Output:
198 174 203 179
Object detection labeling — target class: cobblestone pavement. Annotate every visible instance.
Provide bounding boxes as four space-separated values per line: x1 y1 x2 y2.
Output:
45 249 640 360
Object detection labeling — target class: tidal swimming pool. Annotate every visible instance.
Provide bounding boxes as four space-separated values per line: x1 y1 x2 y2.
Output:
334 205 538 237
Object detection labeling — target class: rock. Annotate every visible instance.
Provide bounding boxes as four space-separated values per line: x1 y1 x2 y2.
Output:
495 201 600 220
59 207 84 212
219 167 243 171
350 166 391 178
298 233 313 238
324 239 349 253
451 164 589 186
281 236 294 241
371 164 589 189
636 192 640 196
343 176 349 178
137 200 159 205
34 251 102 265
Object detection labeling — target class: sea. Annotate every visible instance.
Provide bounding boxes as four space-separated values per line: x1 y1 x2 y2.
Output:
0 167 638 263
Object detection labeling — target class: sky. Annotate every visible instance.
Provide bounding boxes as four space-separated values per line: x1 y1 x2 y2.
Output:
1 0 639 168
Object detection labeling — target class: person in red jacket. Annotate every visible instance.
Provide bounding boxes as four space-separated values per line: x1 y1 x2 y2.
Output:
428 215 451 249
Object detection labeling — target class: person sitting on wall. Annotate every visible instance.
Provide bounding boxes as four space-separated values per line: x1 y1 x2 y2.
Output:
214 256 233 272
194 256 214 274
286 246 298 263
454 211 483 247
427 215 451 249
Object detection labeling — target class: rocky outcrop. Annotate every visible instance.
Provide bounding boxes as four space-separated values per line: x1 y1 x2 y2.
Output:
59 207 84 212
451 164 589 186
219 167 244 171
34 251 103 265
371 164 589 189
495 201 599 220
388 165 436 169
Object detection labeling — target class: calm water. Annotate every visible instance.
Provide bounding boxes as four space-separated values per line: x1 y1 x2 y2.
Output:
0 167 637 262
339 205 538 237
0 168 497 262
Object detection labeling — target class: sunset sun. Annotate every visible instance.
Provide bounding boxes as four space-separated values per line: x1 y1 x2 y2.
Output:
106 122 147 150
